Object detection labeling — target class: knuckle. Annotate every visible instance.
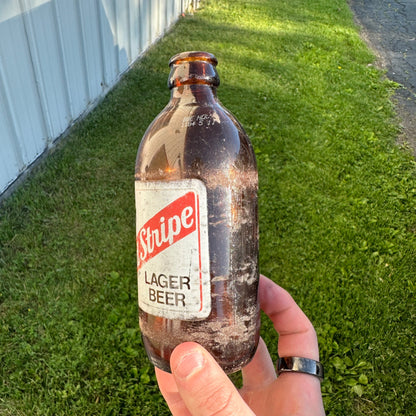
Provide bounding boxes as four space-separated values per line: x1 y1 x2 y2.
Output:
199 385 235 416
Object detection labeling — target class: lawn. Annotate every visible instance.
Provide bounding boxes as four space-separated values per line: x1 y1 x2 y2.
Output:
1 0 416 414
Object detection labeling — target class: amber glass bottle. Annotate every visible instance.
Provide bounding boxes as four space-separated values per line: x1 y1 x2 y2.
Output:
135 51 259 374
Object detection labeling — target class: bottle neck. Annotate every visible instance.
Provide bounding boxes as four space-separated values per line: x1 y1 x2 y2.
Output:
168 52 220 105
170 84 218 105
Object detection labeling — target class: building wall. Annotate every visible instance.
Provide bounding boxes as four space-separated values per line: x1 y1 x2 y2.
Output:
0 0 197 196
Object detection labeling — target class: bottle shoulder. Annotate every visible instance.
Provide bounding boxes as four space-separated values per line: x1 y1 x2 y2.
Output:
135 101 256 179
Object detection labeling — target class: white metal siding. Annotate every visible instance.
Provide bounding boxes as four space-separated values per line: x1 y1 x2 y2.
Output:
0 0 196 196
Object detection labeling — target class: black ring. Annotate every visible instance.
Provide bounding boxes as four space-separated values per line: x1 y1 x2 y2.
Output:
277 357 324 382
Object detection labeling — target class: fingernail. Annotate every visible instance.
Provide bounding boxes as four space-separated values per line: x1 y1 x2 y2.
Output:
174 349 205 380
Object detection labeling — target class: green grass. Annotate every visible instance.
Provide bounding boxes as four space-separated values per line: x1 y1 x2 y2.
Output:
1 0 416 414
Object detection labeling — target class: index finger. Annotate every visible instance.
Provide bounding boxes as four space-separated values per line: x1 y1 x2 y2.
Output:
259 275 319 361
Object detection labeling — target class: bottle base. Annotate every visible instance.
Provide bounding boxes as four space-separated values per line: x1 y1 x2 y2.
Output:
143 333 259 375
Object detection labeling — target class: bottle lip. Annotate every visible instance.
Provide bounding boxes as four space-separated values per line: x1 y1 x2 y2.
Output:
169 51 218 67
168 51 220 89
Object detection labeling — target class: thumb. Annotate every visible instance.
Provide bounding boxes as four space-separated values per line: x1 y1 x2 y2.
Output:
170 342 254 416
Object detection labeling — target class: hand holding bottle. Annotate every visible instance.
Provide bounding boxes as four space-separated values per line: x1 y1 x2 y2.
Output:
155 274 325 416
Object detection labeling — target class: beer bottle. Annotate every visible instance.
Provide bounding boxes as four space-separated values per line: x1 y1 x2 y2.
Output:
135 51 259 374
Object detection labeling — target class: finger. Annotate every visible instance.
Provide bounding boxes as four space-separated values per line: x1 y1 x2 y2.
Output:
155 367 192 416
170 342 255 416
259 274 319 360
241 337 276 389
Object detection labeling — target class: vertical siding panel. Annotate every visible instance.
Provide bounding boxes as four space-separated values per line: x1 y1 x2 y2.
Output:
99 0 118 86
115 0 129 72
80 0 104 98
169 0 174 26
95 0 107 90
0 55 24 183
169 0 174 25
150 0 159 44
1 0 199 196
52 0 74 121
0 1 45 174
75 0 93 105
126 0 133 63
174 0 180 24
139 0 150 52
160 0 165 36
27 0 70 138
79 0 106 101
161 0 167 35
112 0 120 74
19 0 54 144
111 0 120 78
129 0 140 61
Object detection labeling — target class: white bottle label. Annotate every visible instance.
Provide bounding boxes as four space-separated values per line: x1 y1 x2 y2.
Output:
135 179 211 320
